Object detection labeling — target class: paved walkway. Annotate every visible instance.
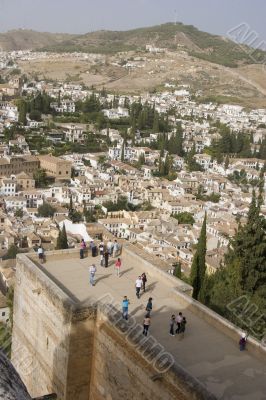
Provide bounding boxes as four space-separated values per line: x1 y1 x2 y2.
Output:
42 252 266 400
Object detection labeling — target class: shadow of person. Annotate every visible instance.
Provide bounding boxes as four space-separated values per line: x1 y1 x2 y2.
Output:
96 274 112 284
119 267 134 277
145 281 158 292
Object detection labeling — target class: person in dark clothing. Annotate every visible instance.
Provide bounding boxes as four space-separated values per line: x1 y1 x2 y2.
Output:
91 242 97 257
179 316 187 336
170 314 175 336
104 251 109 268
175 312 183 334
239 333 247 351
141 273 147 292
80 239 86 259
146 297 153 315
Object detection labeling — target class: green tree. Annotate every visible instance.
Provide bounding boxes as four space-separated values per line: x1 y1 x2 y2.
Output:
5 244 19 260
56 224 68 249
224 155 230 170
34 169 48 188
121 140 125 162
15 209 23 218
29 109 42 122
173 262 182 279
186 146 203 172
152 113 159 133
204 193 266 337
37 202 55 218
18 100 27 126
173 212 195 225
190 213 207 300
227 191 266 294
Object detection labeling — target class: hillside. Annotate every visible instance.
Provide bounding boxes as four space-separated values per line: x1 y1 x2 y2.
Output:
1 23 266 68
0 29 75 51
38 22 266 68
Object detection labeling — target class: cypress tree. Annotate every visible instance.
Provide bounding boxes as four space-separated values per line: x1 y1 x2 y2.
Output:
227 191 266 294
56 224 68 250
190 213 207 300
121 140 125 162
152 113 159 133
61 224 68 249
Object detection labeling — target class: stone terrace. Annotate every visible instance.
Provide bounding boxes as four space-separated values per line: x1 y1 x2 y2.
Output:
29 246 266 400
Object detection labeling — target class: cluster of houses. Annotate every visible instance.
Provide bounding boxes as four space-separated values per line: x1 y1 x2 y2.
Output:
0 50 265 294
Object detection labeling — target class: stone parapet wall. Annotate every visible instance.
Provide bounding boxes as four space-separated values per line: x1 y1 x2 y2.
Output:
12 254 75 399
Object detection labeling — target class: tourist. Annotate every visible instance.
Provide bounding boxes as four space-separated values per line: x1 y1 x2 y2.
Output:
175 312 183 334
141 273 147 292
90 241 97 257
104 250 109 268
89 264 96 286
80 239 86 259
122 296 130 320
107 240 113 256
113 239 120 257
145 297 153 315
99 241 104 256
38 245 44 264
170 314 175 336
135 276 142 299
179 316 187 337
239 333 247 351
115 258 122 277
142 313 151 336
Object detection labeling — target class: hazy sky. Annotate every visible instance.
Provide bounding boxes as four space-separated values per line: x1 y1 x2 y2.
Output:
0 0 265 41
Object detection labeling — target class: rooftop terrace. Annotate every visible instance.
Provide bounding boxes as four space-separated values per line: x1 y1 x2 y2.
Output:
27 245 266 400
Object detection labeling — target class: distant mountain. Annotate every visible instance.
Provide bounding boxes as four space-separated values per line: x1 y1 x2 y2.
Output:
0 29 75 51
1 23 265 68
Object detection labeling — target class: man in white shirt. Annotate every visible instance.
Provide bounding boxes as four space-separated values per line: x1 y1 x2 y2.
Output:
37 245 44 263
89 264 97 286
135 276 142 299
107 240 113 256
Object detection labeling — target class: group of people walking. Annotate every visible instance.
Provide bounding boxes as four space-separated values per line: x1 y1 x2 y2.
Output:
169 312 187 336
135 273 147 298
122 294 153 337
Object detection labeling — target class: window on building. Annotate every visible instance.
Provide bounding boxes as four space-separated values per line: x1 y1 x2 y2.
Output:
2 312 5 316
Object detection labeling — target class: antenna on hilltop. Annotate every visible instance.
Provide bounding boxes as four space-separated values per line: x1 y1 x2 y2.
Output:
174 9 177 25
